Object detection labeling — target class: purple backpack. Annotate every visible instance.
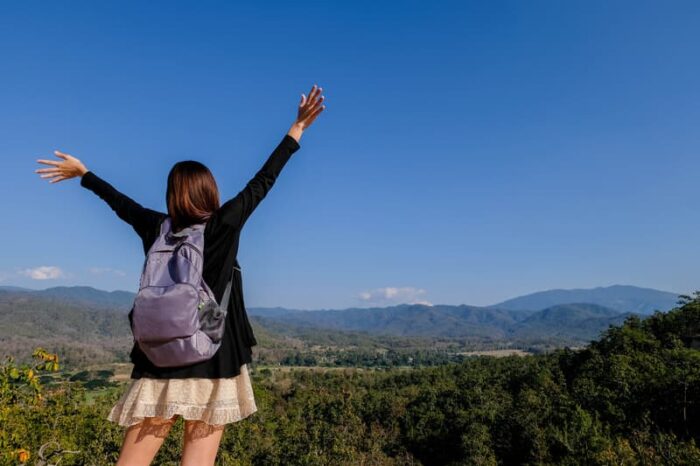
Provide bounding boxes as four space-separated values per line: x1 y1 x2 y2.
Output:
129 216 236 368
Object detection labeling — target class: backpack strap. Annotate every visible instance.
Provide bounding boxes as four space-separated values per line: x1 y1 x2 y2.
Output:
162 216 241 311
219 263 242 312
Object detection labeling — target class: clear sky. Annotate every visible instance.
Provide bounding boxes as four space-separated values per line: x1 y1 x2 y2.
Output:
2 1 699 309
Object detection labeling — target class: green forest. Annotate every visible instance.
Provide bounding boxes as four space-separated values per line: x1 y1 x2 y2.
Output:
1 294 699 465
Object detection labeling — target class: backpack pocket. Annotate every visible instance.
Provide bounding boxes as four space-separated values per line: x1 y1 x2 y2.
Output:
132 283 200 342
198 299 226 343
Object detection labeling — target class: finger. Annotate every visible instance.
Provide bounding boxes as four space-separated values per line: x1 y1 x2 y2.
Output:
300 94 324 116
49 176 67 183
46 172 64 180
36 159 61 166
35 167 61 173
54 150 70 159
313 86 323 105
311 89 324 108
301 105 325 126
309 96 324 113
40 172 62 179
306 84 319 105
299 102 325 122
300 91 312 109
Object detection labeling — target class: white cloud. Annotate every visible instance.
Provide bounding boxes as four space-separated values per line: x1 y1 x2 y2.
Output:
88 266 127 277
411 300 433 306
358 287 432 306
18 266 66 280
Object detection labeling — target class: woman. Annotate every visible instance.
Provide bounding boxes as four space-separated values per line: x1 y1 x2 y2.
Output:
34 84 326 465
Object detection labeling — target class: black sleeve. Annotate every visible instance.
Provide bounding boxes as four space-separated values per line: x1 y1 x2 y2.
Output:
216 133 301 229
80 171 166 250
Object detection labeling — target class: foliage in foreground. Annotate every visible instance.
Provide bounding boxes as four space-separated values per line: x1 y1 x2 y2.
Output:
1 294 699 465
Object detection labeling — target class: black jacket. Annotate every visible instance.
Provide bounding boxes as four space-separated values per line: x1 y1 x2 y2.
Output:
80 133 300 378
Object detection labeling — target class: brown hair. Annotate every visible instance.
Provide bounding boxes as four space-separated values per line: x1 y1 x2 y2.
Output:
166 160 220 232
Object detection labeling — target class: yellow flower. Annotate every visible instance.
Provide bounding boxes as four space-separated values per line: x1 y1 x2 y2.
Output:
27 369 34 380
17 448 30 463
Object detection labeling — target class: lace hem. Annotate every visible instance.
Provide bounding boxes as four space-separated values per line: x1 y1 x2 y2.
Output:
106 365 258 427
107 400 258 427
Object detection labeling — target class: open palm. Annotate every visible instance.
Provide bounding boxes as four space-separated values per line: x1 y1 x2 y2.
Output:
35 151 88 184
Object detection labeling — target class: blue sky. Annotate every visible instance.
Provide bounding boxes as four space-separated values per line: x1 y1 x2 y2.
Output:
1 1 699 309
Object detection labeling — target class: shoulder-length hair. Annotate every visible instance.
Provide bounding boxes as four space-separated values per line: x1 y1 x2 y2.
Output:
166 160 220 232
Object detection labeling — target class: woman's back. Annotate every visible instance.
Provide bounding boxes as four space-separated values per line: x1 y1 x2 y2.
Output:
78 133 301 379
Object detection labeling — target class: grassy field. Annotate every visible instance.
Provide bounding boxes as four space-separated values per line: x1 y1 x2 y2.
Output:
457 349 531 357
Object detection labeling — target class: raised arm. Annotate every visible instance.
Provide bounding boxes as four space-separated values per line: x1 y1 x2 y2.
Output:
217 84 326 229
78 171 165 243
35 152 165 249
217 134 300 228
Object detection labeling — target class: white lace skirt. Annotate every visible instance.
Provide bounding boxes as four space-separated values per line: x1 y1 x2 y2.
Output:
107 363 258 427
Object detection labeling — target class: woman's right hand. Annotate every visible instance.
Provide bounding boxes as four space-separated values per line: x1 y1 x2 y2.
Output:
287 84 326 142
295 84 325 130
35 151 89 183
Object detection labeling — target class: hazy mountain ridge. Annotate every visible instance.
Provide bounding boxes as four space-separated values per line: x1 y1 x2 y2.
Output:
0 285 134 312
248 302 637 342
494 284 680 314
248 304 527 339
1 284 679 315
0 284 682 348
509 303 635 341
0 291 133 367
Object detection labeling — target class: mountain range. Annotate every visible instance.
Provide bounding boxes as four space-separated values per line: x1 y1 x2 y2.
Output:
0 284 682 347
493 284 679 314
1 283 680 315
0 285 134 311
247 302 635 342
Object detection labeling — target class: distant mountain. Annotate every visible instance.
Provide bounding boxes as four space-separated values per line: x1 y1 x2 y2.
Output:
0 290 133 367
0 285 28 292
0 285 135 312
0 292 131 341
251 304 530 339
494 285 680 315
2 283 679 316
0 284 674 348
510 303 633 341
250 302 632 342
